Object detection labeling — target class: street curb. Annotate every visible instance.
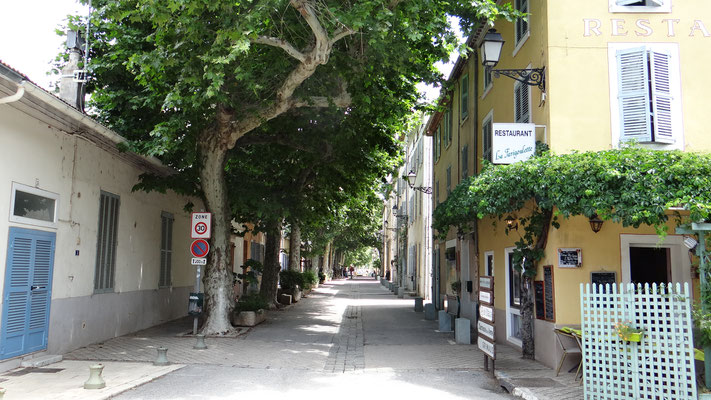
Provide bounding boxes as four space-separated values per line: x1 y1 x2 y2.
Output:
495 370 541 400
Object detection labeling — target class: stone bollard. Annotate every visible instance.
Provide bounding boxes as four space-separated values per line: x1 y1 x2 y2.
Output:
154 346 170 365
438 310 453 332
424 304 436 320
397 287 405 299
455 318 471 344
414 297 424 312
84 364 106 389
194 334 208 350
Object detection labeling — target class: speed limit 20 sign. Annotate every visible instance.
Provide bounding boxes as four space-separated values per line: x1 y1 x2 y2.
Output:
191 212 212 239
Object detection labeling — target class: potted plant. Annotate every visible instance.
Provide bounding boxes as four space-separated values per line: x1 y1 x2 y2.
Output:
613 321 645 342
232 294 269 327
318 271 326 284
303 270 318 290
280 270 303 302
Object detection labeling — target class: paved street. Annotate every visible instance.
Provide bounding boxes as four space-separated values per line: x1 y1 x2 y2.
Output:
83 278 511 399
0 277 583 399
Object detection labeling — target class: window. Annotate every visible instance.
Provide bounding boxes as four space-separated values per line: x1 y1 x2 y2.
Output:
461 145 469 180
460 75 469 120
250 241 265 263
515 0 529 46
483 68 493 94
159 211 173 287
443 108 452 148
482 113 493 162
435 181 440 205
514 80 530 123
484 251 494 276
610 43 682 148
610 0 670 13
10 183 58 228
446 166 452 195
434 126 441 163
95 191 120 292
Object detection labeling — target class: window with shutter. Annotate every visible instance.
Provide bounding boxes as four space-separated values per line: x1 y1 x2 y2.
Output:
482 113 493 162
461 145 469 180
159 211 173 287
95 191 120 292
444 108 452 147
611 0 670 12
460 75 469 120
446 166 452 195
514 81 530 124
515 0 529 45
616 46 675 144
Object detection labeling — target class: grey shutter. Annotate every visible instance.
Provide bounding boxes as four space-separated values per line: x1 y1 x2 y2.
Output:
95 192 119 292
617 47 652 142
650 50 674 143
515 83 530 123
483 119 492 162
515 0 529 43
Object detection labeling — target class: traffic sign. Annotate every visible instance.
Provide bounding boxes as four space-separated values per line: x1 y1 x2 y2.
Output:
190 239 210 258
191 258 207 265
191 212 212 239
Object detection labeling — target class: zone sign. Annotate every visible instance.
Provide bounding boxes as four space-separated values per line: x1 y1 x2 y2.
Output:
191 212 212 239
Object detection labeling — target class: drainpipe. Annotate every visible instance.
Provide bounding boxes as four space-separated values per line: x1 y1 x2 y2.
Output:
0 85 25 104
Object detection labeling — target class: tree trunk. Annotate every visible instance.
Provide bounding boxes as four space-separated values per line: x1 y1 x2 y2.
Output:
520 207 554 359
288 221 301 271
260 220 282 306
198 130 235 335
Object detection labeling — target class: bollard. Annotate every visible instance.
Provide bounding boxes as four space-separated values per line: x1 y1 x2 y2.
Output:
424 303 436 320
438 310 453 332
194 334 208 350
154 346 170 365
414 297 424 312
455 318 471 344
397 287 405 299
84 364 106 389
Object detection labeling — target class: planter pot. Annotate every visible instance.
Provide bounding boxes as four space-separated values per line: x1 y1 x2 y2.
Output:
625 332 644 342
291 288 302 302
232 309 266 327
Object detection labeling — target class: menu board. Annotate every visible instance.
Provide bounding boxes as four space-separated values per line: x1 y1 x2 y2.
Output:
591 271 616 293
543 265 555 321
534 281 544 319
478 275 495 362
558 248 582 268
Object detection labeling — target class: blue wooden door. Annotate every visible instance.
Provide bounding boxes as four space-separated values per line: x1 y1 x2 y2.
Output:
1 228 55 359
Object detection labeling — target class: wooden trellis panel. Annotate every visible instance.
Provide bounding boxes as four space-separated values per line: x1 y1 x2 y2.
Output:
581 283 697 400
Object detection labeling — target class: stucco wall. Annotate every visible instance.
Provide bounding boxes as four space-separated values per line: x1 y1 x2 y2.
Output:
0 103 201 355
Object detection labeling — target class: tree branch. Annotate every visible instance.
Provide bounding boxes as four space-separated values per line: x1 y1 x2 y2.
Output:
252 36 306 62
329 27 356 47
290 0 329 55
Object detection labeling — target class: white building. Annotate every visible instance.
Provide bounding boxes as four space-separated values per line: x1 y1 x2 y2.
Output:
0 62 204 366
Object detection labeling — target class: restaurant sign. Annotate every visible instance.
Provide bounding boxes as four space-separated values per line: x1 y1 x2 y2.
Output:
492 123 535 165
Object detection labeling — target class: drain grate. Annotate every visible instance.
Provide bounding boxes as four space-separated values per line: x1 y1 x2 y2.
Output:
4 368 64 377
508 377 562 388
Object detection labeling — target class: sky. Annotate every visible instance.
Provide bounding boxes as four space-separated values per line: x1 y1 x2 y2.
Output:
0 1 455 100
0 0 89 89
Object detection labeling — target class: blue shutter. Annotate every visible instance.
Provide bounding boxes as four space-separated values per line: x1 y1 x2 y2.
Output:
617 47 652 143
650 50 674 143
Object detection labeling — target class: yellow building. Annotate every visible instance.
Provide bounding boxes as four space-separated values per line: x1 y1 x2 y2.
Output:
427 0 710 369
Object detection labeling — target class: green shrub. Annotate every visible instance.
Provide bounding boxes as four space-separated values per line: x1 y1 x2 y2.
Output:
235 294 269 313
303 270 318 285
280 269 303 291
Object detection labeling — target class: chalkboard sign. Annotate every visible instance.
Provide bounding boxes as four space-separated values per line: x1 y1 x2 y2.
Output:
558 248 582 268
543 265 555 321
591 271 616 293
534 281 544 319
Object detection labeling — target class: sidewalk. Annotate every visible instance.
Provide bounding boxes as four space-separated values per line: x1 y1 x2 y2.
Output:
0 277 583 399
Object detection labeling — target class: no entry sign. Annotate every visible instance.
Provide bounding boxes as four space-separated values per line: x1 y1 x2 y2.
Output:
191 212 211 239
190 239 210 258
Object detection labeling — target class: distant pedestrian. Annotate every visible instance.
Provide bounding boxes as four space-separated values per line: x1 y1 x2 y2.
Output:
349 265 354 279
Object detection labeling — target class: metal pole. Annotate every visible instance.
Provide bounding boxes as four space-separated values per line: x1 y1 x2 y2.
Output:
193 265 201 335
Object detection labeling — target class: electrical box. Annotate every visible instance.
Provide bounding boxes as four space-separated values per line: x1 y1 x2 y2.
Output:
66 30 85 50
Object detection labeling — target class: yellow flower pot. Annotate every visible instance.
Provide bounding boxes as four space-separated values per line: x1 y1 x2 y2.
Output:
626 332 643 342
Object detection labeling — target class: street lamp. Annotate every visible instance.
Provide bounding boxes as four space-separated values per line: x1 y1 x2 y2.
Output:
405 170 432 194
479 29 545 91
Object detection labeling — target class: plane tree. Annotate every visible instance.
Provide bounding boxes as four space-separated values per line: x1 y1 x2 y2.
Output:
74 0 517 333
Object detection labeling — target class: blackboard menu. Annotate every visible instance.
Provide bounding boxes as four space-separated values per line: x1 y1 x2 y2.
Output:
591 271 616 293
558 248 582 268
534 281 544 319
543 265 555 321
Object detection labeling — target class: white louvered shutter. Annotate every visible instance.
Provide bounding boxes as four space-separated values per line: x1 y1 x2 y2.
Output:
617 47 652 142
650 50 674 143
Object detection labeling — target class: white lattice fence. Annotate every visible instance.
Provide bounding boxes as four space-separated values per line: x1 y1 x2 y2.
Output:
581 283 697 400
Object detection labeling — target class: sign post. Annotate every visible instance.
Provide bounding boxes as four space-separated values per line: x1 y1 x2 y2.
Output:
478 276 496 375
189 213 211 335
